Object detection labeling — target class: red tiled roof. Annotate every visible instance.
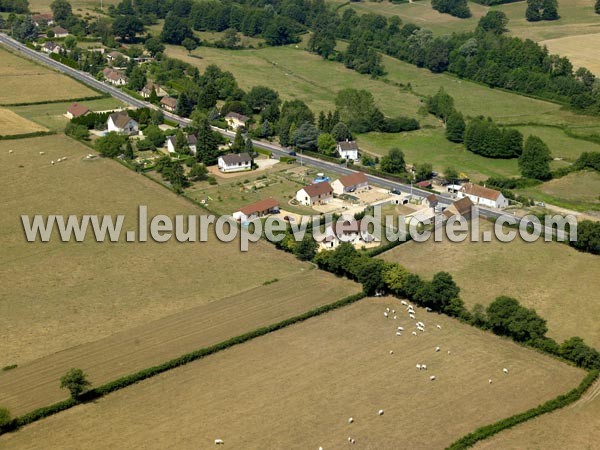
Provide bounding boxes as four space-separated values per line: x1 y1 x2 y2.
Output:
337 172 368 188
461 182 501 201
303 182 333 198
67 102 90 118
239 198 279 216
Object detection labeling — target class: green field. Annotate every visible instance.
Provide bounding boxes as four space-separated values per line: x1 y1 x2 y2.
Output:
515 170 600 212
508 125 600 161
9 97 125 131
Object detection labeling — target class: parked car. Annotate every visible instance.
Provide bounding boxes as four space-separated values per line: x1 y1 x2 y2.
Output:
288 150 297 156
390 188 401 195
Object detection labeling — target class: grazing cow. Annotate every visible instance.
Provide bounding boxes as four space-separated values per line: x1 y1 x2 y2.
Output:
503 368 509 374
430 375 436 381
435 347 440 352
214 439 224 445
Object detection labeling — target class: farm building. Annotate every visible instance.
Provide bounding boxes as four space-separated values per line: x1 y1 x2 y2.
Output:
224 112 249 130
232 198 280 222
139 82 167 99
336 140 359 161
416 180 433 189
296 182 333 206
443 197 475 221
218 153 252 173
32 13 54 27
103 68 128 86
332 172 369 195
107 112 139 135
166 134 197 154
160 96 177 112
51 26 69 38
459 183 508 209
65 102 90 119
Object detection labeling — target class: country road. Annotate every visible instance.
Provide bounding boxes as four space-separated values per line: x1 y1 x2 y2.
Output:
1 31 571 238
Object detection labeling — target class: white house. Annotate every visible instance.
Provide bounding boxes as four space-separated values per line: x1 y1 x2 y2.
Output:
232 198 279 223
103 68 128 86
224 112 249 130
32 13 54 27
51 26 69 38
336 140 359 161
218 153 252 173
139 82 167 98
296 182 333 206
107 112 139 135
331 172 369 195
160 96 177 112
166 133 197 154
316 218 375 251
458 183 508 209
41 41 62 54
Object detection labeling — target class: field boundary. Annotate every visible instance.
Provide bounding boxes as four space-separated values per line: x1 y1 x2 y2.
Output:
0 292 366 436
0 130 56 140
446 369 599 449
0 94 109 108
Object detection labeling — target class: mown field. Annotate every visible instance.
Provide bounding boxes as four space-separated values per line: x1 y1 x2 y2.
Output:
28 0 118 14
0 134 358 369
475 380 600 450
0 107 47 136
8 97 124 132
0 270 359 416
0 48 99 105
0 297 585 449
541 32 600 75
380 221 600 348
515 170 600 212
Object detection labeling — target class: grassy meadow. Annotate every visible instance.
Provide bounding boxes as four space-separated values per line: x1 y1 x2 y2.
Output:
0 48 99 105
380 221 600 348
0 107 47 135
0 134 358 368
0 297 584 449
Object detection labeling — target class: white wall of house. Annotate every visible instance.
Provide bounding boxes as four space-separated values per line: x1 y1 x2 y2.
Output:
460 193 507 209
337 147 359 161
218 157 251 173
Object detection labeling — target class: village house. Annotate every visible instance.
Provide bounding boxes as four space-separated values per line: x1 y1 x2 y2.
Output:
218 153 252 173
232 198 280 223
424 193 439 209
51 26 69 38
41 41 62 54
106 50 130 65
224 112 249 130
107 111 139 135
166 133 197 154
331 172 369 195
316 218 375 251
160 96 177 112
443 197 475 222
415 180 433 189
32 13 54 27
139 82 167 99
336 140 359 161
458 182 508 209
65 102 90 119
103 68 128 86
296 182 333 206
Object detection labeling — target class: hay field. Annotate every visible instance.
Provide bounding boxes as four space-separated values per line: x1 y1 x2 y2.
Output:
0 270 359 416
0 108 47 135
380 221 600 348
0 48 97 105
0 298 584 449
28 0 118 14
541 33 600 75
475 380 600 450
0 134 358 369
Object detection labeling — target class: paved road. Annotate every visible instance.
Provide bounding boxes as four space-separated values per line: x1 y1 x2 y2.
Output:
3 32 566 237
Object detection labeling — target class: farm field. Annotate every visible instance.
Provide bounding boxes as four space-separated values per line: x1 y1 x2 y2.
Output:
8 97 125 132
0 270 359 416
508 125 600 161
541 33 600 75
515 170 600 212
0 134 358 368
328 0 486 36
475 381 600 450
380 221 600 348
357 129 521 181
165 44 432 124
28 0 118 14
0 297 585 449
0 107 47 136
0 48 99 105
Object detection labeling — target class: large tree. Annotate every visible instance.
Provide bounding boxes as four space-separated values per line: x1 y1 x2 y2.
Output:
161 12 193 45
478 11 509 34
195 118 219 165
292 122 319 151
380 147 405 174
60 368 91 398
112 15 144 41
519 135 552 180
445 111 466 142
50 0 72 23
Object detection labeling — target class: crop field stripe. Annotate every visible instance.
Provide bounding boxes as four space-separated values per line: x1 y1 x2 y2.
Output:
0 292 366 436
447 369 599 450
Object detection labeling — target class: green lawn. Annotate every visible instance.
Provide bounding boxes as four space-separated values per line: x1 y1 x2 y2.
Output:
515 170 600 212
9 97 125 132
357 128 521 181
